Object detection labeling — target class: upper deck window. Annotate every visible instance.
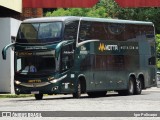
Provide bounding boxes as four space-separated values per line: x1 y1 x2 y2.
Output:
16 22 62 43
63 21 79 41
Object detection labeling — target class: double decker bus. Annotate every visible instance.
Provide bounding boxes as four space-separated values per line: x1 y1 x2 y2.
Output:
2 16 156 100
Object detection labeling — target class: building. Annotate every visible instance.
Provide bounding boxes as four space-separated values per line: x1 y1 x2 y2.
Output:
0 0 22 93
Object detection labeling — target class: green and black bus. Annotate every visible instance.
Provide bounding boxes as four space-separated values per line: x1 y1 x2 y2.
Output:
2 16 156 100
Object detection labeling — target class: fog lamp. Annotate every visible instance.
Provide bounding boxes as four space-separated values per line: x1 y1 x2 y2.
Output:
15 80 21 85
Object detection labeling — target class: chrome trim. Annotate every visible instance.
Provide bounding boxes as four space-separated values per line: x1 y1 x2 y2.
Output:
20 82 50 88
78 74 85 78
77 39 100 47
19 75 67 87
50 74 67 83
76 18 82 47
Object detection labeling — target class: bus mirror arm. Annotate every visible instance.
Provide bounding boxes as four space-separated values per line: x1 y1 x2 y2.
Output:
2 43 15 60
11 36 16 43
55 41 67 58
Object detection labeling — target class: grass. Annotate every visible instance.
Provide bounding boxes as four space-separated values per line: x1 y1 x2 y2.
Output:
0 94 34 98
0 94 50 98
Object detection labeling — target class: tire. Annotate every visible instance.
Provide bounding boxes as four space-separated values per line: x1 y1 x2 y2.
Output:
35 94 43 100
134 78 142 95
118 77 134 96
126 77 135 95
73 81 81 98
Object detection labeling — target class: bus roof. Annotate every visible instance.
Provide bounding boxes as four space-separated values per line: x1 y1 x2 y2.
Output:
23 16 80 23
23 16 153 26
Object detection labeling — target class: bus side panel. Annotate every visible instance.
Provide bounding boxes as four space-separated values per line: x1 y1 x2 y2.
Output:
138 33 156 88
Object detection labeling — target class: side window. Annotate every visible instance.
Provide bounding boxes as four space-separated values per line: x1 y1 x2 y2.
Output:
95 55 106 70
64 21 79 41
124 24 136 41
61 44 74 72
95 55 125 71
80 54 95 71
108 23 125 41
79 21 91 42
90 22 107 40
79 21 108 42
148 56 156 65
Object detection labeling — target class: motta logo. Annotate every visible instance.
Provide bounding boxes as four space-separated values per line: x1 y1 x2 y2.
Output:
98 43 106 52
98 43 118 52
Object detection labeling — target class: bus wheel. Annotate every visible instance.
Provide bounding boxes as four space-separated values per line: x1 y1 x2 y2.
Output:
118 77 134 95
35 94 43 100
134 79 142 95
126 77 135 95
73 81 81 98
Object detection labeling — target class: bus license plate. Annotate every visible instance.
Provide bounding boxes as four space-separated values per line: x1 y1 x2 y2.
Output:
31 91 39 94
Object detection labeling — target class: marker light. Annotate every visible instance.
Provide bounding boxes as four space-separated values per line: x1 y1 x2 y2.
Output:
15 80 21 85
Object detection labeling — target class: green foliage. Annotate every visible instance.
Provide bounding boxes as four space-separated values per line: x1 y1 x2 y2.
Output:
45 0 160 33
156 34 160 54
0 94 34 98
156 34 160 68
45 0 160 67
45 8 72 16
45 0 110 18
45 7 107 18
115 8 160 33
157 60 160 69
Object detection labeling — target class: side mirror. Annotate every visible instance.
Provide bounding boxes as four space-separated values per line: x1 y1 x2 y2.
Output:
11 36 16 43
2 43 15 60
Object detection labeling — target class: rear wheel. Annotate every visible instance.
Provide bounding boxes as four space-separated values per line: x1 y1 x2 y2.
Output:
127 77 134 95
118 77 134 96
35 94 43 100
73 81 81 98
134 78 142 95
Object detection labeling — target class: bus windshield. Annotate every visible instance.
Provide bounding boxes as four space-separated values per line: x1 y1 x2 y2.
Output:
16 22 62 43
15 50 56 75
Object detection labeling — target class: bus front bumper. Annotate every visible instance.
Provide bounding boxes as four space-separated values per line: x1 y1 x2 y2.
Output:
14 82 60 94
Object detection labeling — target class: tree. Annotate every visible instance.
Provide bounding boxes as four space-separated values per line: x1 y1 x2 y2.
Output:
156 34 160 68
45 0 160 67
45 0 116 17
45 0 160 33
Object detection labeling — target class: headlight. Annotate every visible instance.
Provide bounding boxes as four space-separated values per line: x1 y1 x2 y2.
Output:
50 80 58 83
15 80 21 85
50 75 67 83
48 77 54 81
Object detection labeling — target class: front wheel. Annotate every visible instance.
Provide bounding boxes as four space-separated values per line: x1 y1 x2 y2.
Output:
73 81 81 98
35 94 43 100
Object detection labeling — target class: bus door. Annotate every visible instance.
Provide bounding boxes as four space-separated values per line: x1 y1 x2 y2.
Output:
60 44 75 93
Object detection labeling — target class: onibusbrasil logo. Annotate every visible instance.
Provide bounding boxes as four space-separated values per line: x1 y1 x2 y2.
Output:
98 43 118 52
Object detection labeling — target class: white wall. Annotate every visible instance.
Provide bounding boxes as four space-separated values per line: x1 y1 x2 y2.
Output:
0 0 22 13
0 18 21 93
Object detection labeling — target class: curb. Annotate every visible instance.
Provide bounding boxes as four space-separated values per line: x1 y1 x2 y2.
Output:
144 87 160 92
